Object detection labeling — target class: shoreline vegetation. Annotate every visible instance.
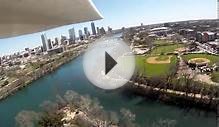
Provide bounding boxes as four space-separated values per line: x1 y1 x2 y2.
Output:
0 44 88 101
15 90 179 127
126 76 218 111
15 90 139 127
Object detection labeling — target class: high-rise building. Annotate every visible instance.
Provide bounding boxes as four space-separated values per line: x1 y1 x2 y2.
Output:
84 27 89 38
61 35 68 45
218 0 219 19
91 22 96 35
108 26 112 33
47 39 53 50
61 35 67 43
78 30 84 40
41 34 48 52
97 27 100 35
54 37 60 46
69 28 76 43
100 27 106 35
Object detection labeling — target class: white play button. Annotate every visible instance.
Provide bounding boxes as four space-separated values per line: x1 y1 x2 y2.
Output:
83 37 135 90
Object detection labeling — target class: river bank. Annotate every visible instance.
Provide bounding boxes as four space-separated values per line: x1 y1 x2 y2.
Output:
126 80 218 111
0 44 88 101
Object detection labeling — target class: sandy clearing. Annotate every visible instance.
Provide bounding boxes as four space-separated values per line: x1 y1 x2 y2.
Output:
146 55 172 64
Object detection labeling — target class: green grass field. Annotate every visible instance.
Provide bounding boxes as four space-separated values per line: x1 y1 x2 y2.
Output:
136 55 177 77
182 54 219 65
211 72 219 83
151 44 184 55
154 40 174 46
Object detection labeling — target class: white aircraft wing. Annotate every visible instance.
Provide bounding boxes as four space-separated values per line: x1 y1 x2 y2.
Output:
0 0 102 38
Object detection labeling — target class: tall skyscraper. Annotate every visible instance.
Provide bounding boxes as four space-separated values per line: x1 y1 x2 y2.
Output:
100 27 106 35
47 39 53 50
78 30 84 40
91 22 96 35
54 37 60 46
218 0 219 19
84 27 89 38
41 34 48 52
68 28 76 43
97 27 100 35
61 35 67 44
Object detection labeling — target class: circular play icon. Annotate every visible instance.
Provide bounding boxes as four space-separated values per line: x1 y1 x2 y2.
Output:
83 37 135 90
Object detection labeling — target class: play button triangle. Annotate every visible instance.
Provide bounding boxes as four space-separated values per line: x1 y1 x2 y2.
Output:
105 52 117 75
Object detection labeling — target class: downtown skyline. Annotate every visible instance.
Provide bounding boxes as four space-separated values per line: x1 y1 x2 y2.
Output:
0 0 217 56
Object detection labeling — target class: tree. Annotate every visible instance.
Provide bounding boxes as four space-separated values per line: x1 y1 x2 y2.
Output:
15 110 39 127
38 112 64 127
152 119 176 127
120 108 138 127
3 80 9 86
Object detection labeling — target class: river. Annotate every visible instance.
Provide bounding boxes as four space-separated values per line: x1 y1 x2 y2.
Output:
0 35 216 127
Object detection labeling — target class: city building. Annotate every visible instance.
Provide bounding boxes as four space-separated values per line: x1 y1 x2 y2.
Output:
101 27 106 35
91 22 97 35
84 27 89 39
203 32 216 42
150 27 172 36
54 37 60 47
41 34 48 52
218 0 219 19
179 29 196 39
108 26 112 33
141 23 144 26
97 27 100 35
61 35 68 45
197 31 216 43
78 30 84 40
47 47 64 55
100 27 106 35
69 28 76 43
47 39 53 50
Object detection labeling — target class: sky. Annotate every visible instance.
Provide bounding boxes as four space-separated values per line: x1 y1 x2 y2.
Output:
0 0 217 56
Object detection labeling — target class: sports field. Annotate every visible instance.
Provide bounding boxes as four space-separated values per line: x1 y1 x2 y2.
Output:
154 40 174 46
182 53 219 65
136 41 183 77
151 44 184 55
136 55 177 77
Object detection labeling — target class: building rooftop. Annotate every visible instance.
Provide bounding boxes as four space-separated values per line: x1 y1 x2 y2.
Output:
203 31 215 35
150 27 170 32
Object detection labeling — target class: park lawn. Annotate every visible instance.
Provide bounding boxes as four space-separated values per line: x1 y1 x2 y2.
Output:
211 72 219 83
154 40 174 46
151 44 184 55
136 55 177 77
182 53 219 65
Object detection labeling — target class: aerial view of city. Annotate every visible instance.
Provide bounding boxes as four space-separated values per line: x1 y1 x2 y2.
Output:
0 0 218 127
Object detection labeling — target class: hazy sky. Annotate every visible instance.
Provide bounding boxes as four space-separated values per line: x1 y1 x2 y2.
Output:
0 0 217 56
